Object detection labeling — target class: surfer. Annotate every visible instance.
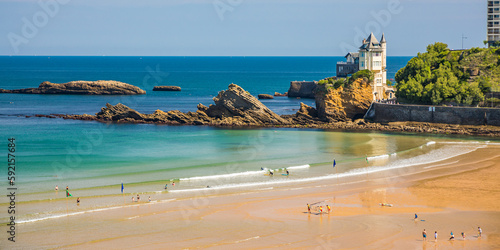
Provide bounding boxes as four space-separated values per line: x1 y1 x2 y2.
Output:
286 170 289 176
269 170 273 176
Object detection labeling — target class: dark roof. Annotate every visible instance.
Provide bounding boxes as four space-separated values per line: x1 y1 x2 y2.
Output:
380 33 386 43
344 52 359 58
359 32 383 51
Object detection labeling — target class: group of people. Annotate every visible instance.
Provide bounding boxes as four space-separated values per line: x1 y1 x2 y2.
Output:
307 203 332 214
55 185 80 205
422 227 482 242
164 182 176 190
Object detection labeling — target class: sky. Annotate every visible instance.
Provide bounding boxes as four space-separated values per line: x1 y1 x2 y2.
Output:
0 0 486 56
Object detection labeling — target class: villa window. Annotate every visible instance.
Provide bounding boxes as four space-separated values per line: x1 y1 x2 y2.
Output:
374 61 381 67
361 62 364 67
376 79 382 83
375 53 380 57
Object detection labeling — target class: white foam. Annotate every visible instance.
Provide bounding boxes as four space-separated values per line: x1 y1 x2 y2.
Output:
426 141 436 146
180 170 265 181
286 164 310 170
367 154 389 161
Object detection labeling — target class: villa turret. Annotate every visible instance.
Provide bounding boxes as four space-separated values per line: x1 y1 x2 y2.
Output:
336 33 390 100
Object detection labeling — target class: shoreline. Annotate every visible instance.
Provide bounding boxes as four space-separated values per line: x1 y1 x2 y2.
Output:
30 113 500 137
5 144 500 248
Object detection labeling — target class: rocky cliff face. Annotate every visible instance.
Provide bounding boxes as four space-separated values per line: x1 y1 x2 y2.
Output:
315 78 373 122
0 80 146 95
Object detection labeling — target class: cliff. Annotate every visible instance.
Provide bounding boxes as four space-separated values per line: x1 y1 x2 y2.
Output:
0 80 146 95
314 78 373 122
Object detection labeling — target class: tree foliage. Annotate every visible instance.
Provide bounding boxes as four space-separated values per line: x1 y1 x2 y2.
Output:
395 42 490 105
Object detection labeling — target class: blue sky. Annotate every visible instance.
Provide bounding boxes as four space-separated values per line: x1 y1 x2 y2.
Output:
0 0 486 56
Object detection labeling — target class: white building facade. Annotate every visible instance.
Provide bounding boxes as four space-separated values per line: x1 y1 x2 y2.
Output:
358 33 387 100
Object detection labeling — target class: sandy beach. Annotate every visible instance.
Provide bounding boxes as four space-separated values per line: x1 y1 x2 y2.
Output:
6 144 500 249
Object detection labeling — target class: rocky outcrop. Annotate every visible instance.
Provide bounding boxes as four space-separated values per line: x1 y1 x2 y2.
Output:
258 94 274 99
153 86 181 91
315 78 373 122
0 81 146 95
204 84 288 125
287 81 317 98
60 84 289 126
274 92 287 97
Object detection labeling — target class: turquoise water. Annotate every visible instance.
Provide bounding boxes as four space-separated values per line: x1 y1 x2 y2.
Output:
2 56 493 223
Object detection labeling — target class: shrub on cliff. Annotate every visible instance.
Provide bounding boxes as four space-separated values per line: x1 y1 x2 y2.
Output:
395 43 498 105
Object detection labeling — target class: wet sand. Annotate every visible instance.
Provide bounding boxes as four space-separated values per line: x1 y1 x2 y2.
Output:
7 145 500 249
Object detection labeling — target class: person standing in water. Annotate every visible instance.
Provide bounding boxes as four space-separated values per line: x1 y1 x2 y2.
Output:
55 185 58 191
76 197 80 205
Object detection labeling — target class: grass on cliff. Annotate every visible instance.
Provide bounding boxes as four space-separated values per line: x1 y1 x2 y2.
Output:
318 70 374 92
395 42 497 106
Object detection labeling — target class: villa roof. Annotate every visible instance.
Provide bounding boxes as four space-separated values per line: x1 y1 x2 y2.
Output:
360 32 383 51
380 33 386 43
345 52 359 58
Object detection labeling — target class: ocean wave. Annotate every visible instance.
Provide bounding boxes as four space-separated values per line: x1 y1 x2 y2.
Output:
179 164 310 182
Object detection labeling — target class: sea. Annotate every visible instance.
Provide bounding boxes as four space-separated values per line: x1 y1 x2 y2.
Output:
0 56 496 224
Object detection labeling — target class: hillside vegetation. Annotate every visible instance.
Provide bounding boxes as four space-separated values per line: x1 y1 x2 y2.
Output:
396 43 497 105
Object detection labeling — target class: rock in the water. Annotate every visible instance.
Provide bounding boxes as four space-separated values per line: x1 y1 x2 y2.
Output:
274 92 288 97
96 103 144 121
206 84 288 125
153 86 181 91
288 81 317 98
258 94 274 99
0 80 146 95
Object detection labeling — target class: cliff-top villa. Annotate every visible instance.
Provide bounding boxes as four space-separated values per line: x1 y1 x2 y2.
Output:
337 33 393 100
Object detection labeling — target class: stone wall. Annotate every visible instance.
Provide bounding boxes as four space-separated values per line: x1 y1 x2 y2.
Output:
365 103 500 126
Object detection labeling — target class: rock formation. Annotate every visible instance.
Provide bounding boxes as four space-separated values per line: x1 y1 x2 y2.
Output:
153 86 181 91
62 84 289 126
274 92 287 97
287 81 317 98
0 81 146 95
315 78 373 122
258 94 274 99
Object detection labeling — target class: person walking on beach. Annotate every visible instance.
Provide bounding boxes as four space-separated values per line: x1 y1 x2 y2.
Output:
327 205 331 213
414 213 418 221
434 231 438 241
307 204 311 213
461 232 465 240
478 227 482 238
422 229 427 241
148 196 151 202
319 206 323 214
449 231 455 240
